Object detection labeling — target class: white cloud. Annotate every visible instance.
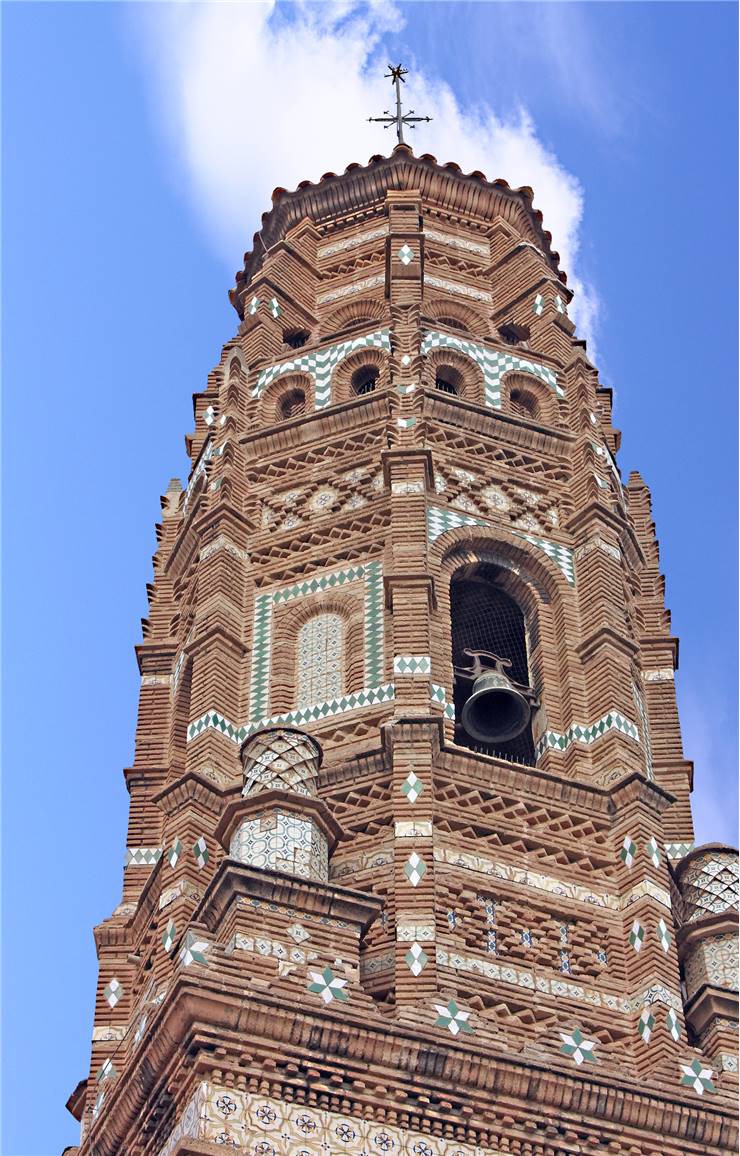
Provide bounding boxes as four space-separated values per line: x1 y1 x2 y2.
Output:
131 1 598 345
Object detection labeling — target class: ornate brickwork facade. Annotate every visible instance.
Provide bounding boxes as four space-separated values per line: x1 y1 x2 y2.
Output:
65 146 737 1156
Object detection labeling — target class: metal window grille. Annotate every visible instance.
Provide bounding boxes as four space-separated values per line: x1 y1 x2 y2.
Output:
451 568 535 764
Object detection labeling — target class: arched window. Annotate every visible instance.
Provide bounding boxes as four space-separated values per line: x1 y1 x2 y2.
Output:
435 364 464 396
451 567 536 764
351 365 379 396
278 388 306 420
296 613 344 706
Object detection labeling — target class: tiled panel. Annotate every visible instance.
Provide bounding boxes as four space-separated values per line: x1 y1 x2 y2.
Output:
421 329 562 407
427 505 575 586
157 1084 494 1156
254 329 391 408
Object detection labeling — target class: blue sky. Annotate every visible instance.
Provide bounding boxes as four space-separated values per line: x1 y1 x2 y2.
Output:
3 4 737 1153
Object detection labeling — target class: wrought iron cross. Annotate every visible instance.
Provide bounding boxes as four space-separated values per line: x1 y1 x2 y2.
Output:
368 64 432 145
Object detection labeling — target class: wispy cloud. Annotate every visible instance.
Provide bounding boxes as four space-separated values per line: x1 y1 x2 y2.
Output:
131 1 598 345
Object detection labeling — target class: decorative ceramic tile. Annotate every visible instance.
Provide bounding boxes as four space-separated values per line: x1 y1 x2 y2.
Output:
620 837 637 868
184 436 225 509
421 329 560 406
287 923 311 944
447 909 458 931
404 852 427 887
96 1058 116 1084
189 685 397 746
574 535 621 564
401 770 424 803
665 841 695 862
397 243 414 265
179 931 209 967
162 919 176 954
395 820 433 838
486 929 498 954
230 810 328 882
193 836 209 870
405 942 429 976
632 680 654 780
203 404 215 426
427 504 575 586
643 668 675 682
254 329 391 408
638 1008 654 1044
559 1029 596 1065
297 612 343 706
596 947 608 966
318 226 388 258
535 710 640 759
521 928 533 947
393 654 431 675
657 918 671 953
679 849 739 922
559 950 571 974
683 932 738 997
532 293 545 316
248 559 384 724
629 921 645 952
166 839 183 869
646 837 661 868
433 1000 473 1036
124 847 162 868
241 727 322 797
424 227 489 256
103 979 123 1009
666 1008 681 1042
269 296 281 319
92 1089 105 1122
554 294 565 314
425 275 492 304
430 682 456 720
307 967 348 1004
134 1013 148 1045
317 273 385 305
397 415 417 429
680 1059 715 1096
247 295 260 316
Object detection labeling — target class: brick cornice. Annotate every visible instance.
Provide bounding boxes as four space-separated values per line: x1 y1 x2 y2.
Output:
194 860 383 933
83 975 736 1156
152 770 238 817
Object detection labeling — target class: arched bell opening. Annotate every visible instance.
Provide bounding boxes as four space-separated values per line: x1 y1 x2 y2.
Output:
450 565 537 765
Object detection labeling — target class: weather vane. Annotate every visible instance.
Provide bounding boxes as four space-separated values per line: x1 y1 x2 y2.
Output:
368 64 432 145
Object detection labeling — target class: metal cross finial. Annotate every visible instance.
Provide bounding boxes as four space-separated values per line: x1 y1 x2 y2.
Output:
368 63 432 145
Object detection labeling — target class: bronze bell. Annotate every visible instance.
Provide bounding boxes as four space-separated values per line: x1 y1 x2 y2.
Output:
455 650 539 745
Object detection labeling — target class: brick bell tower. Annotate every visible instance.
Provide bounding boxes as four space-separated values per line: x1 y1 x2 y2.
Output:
66 136 739 1155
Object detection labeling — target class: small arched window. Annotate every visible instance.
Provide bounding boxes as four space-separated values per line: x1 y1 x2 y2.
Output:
351 366 379 396
283 328 310 349
509 388 540 422
451 567 535 764
278 388 306 420
296 613 343 706
435 364 464 396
